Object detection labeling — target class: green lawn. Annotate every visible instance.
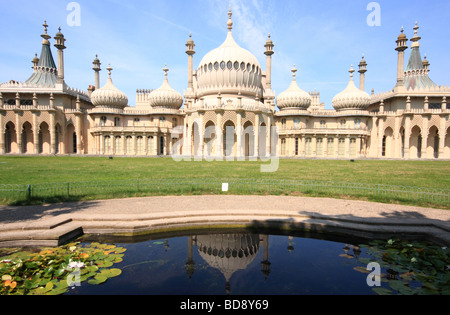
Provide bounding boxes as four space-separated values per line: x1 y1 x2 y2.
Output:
0 156 449 189
0 156 449 208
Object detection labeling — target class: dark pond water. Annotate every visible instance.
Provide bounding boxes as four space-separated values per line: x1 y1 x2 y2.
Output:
64 229 386 295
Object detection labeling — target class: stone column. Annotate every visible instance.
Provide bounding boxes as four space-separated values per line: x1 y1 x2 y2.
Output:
29 109 38 154
378 117 384 158
216 110 224 159
301 136 306 157
404 116 411 159
266 116 272 157
356 136 362 158
235 111 242 158
99 134 104 155
439 114 446 158
345 136 350 158
312 135 317 157
254 112 260 158
0 109 4 154
421 116 429 158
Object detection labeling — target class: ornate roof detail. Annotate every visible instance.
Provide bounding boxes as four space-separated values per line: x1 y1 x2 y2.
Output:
24 21 58 88
90 64 128 108
148 65 183 109
276 65 312 110
332 66 370 111
403 23 437 91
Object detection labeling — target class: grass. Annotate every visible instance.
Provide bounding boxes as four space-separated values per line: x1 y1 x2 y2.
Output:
0 156 449 208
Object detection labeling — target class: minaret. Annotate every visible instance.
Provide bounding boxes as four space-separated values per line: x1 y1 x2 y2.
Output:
185 33 196 92
54 26 67 84
395 26 408 89
264 34 275 90
358 54 367 91
93 55 101 90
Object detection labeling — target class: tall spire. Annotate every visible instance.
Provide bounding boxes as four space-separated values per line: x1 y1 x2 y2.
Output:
25 20 58 87
404 22 436 90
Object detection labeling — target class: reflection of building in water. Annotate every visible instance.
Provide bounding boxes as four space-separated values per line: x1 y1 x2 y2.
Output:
185 233 276 294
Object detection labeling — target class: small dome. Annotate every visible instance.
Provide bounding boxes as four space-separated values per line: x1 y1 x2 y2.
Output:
276 66 312 110
332 66 370 111
91 65 128 108
148 65 183 109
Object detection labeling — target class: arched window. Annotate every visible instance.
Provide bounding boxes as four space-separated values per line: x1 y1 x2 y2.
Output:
338 138 345 157
316 138 323 156
115 136 122 155
305 138 312 156
100 116 107 127
327 138 334 156
136 136 144 155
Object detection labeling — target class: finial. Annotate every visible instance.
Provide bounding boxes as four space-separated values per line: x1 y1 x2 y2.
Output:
107 63 112 78
349 65 355 79
227 8 233 31
163 64 169 78
41 20 51 41
291 65 297 79
411 22 421 47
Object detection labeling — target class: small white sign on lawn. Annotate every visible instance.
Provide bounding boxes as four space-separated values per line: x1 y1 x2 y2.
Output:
222 183 229 192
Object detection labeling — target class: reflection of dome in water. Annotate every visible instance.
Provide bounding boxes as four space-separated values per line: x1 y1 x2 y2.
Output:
196 234 260 284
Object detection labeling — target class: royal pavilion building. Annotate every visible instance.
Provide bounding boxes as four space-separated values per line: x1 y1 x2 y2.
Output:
1 12 449 159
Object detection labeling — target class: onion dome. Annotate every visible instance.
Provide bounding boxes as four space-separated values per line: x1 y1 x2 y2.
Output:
91 64 128 108
276 65 312 110
196 10 263 97
196 234 260 293
332 66 370 111
148 65 183 109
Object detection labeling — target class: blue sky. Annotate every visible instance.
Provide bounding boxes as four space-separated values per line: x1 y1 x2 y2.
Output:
0 0 449 109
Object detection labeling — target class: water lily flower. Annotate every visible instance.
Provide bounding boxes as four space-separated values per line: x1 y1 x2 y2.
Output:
69 246 77 252
410 257 417 263
387 239 394 245
67 260 85 270
1 260 11 263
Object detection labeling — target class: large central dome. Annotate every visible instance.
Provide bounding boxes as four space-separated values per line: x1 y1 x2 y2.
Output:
196 10 263 98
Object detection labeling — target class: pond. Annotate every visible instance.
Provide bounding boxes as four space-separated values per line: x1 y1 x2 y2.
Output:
60 229 449 296
1 228 449 297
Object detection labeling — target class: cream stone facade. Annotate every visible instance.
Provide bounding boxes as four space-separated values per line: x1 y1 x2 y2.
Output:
1 15 450 159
